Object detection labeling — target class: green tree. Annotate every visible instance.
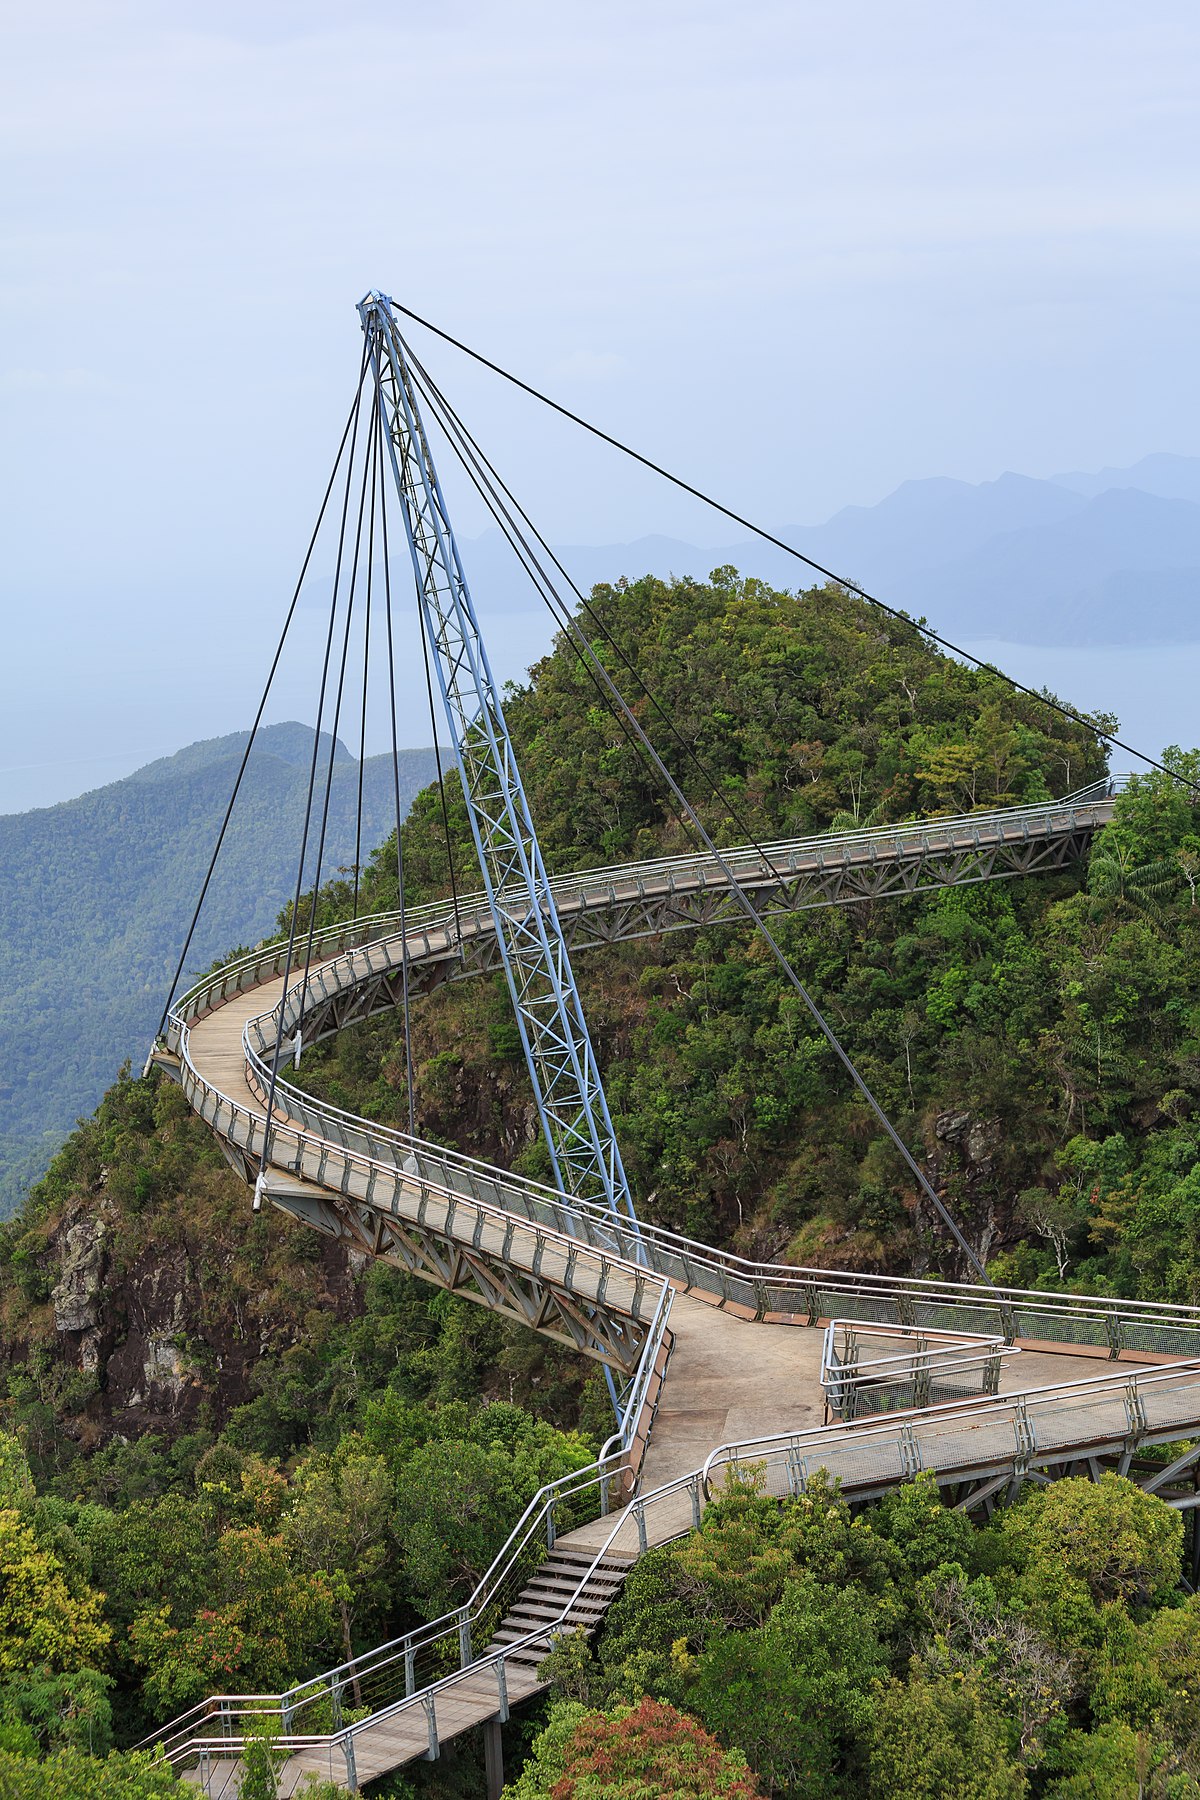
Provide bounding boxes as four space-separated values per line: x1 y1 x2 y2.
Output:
239 1715 285 1800
1041 1722 1165 1799
285 1448 391 1670
0 1507 110 1679
0 1433 35 1510
1000 1474 1182 1613
868 1675 1027 1799
684 1575 888 1797
0 1747 181 1798
128 1527 334 1715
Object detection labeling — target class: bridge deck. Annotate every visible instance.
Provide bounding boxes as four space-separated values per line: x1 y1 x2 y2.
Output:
162 788 1200 1798
184 980 1143 1491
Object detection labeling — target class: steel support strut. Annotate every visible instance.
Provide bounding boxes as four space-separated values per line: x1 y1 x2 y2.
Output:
359 292 637 1229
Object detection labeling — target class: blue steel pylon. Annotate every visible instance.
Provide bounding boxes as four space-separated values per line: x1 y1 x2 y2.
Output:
359 291 639 1231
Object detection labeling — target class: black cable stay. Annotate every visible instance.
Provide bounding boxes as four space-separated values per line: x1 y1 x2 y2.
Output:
156 302 1185 1280
391 300 1198 799
401 341 996 1279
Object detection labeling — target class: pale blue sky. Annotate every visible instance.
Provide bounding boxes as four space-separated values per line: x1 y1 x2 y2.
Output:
4 1 1200 808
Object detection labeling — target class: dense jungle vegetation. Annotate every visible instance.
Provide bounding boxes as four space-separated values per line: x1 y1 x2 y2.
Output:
3 570 1200 1794
303 569 1200 1298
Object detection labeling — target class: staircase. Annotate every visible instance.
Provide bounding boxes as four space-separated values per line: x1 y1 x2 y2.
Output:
179 1545 636 1796
488 1545 634 1675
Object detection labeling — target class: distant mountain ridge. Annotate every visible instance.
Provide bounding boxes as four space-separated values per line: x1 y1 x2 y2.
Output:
0 727 436 1214
455 452 1200 647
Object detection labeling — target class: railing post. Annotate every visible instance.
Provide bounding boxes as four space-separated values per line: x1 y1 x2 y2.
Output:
690 1474 702 1530
423 1694 439 1761
404 1641 416 1697
899 1424 922 1479
1106 1312 1124 1360
635 1501 648 1556
546 1498 557 1551
458 1608 473 1668
1121 1379 1148 1473
495 1656 510 1723
330 1679 344 1730
1012 1397 1037 1471
985 1349 1001 1396
342 1732 359 1793
913 1361 931 1409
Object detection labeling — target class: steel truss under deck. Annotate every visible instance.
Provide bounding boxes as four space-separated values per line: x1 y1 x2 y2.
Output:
274 809 1106 1052
215 1130 653 1378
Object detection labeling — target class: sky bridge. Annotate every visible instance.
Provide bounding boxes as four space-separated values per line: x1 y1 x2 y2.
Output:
143 779 1200 1800
137 294 1191 1797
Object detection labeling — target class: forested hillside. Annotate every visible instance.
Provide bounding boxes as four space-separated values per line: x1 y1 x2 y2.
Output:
3 571 1200 1794
0 726 436 1215
304 570 1200 1295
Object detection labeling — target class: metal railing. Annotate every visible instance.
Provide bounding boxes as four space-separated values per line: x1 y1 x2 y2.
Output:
144 776 1139 1786
703 1355 1200 1502
232 1024 1200 1364
140 1270 673 1783
820 1320 1016 1420
146 1348 1200 1794
143 1455 711 1796
163 778 1126 1035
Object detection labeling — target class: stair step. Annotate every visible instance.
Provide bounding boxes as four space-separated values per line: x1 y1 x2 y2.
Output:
526 1575 625 1600
510 1591 608 1612
521 1581 611 1606
489 1636 553 1663
539 1548 629 1562
542 1552 630 1571
531 1569 625 1592
502 1602 578 1624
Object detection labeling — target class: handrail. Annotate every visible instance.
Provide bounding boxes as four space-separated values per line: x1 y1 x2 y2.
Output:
143 776 1144 1781
248 1042 1200 1327
145 1338 1200 1784
137 1033 673 1759
146 1459 710 1781
165 779 1126 1029
237 1023 1200 1350
820 1321 1014 1378
701 1353 1200 1496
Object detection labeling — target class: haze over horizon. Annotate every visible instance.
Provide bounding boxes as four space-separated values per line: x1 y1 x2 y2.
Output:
5 4 1200 807
4 448 1200 814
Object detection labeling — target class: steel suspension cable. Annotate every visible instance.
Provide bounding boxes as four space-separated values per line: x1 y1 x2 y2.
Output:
375 393 418 1138
406 344 824 873
153 377 366 1045
391 302 1197 797
259 352 370 1178
407 351 993 1280
354 462 373 921
297 381 378 1008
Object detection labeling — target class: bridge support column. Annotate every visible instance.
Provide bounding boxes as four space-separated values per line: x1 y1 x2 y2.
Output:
484 1717 504 1800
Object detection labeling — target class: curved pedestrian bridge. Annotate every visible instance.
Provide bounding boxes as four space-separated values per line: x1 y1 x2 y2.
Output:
144 782 1200 1795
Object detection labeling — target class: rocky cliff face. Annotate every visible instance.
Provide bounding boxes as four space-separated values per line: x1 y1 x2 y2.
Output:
927 1108 1005 1268
0 1083 367 1453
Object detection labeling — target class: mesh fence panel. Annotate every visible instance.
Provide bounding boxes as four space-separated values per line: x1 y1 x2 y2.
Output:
1013 1309 1110 1348
1119 1322 1200 1358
